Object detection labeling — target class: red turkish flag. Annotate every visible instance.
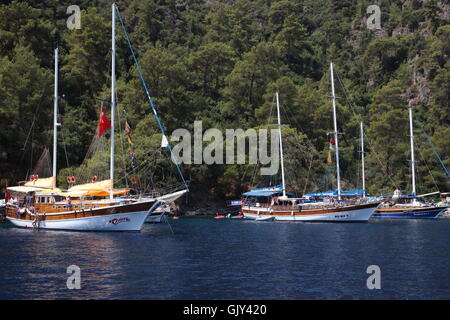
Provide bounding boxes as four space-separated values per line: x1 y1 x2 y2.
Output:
330 137 336 145
98 106 111 137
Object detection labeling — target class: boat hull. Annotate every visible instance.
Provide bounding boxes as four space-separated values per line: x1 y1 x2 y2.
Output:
372 206 445 219
144 189 187 223
145 213 164 223
242 202 378 222
255 216 275 222
156 189 187 203
5 200 160 232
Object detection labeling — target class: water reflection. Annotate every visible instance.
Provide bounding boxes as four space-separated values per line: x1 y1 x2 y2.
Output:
1 219 450 299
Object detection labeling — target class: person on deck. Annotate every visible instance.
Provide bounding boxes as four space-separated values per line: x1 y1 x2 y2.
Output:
66 197 72 210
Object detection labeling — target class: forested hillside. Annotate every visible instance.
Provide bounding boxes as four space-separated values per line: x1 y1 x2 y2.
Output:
0 0 448 202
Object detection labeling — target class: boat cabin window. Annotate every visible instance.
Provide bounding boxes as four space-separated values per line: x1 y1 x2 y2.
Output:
54 196 64 203
36 196 51 203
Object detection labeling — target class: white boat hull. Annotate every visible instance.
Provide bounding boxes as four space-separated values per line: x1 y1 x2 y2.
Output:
145 213 164 223
255 216 275 222
144 189 187 223
156 189 187 203
6 201 162 232
243 205 376 222
6 210 150 231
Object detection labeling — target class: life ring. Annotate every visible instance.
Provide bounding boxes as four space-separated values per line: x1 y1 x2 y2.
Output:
130 176 137 185
66 176 76 184
91 175 98 183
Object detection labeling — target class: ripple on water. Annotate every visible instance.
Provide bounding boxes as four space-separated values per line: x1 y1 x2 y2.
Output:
1 219 450 299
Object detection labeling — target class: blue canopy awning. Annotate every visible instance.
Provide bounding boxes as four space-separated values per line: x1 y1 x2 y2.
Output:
243 185 296 197
243 191 281 197
342 189 365 197
250 185 283 192
304 190 337 197
304 189 364 198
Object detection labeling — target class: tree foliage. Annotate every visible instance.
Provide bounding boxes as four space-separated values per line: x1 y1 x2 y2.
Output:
0 0 448 200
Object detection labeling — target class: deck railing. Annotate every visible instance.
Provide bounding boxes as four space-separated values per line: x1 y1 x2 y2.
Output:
243 198 376 211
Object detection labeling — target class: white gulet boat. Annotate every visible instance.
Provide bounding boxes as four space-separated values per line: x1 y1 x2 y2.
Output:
5 4 187 231
242 63 380 222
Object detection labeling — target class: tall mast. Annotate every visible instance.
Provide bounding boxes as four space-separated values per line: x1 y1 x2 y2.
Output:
360 122 366 198
409 107 416 196
53 47 59 188
330 62 341 200
275 91 286 198
110 3 116 199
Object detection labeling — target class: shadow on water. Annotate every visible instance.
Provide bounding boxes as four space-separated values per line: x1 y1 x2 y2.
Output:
1 218 450 299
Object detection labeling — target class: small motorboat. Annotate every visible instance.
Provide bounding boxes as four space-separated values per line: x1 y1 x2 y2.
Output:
255 216 275 222
214 211 226 219
225 213 244 219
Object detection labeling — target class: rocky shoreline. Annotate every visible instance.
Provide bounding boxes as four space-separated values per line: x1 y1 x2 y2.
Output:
172 196 240 217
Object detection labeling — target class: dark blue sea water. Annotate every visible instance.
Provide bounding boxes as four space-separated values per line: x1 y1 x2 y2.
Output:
1 218 450 299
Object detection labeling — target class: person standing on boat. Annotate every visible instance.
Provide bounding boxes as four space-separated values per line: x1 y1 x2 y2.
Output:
66 197 72 210
270 196 275 207
26 194 32 207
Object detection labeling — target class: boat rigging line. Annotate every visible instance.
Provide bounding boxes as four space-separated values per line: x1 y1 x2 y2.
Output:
334 67 400 191
415 118 450 179
114 4 189 191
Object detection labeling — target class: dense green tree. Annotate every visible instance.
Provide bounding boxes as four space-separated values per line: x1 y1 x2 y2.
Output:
0 0 448 201
0 45 52 180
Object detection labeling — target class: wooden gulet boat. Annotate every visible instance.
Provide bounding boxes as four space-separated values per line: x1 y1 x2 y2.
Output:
241 187 379 222
242 63 380 222
6 186 161 232
372 106 446 219
5 6 165 232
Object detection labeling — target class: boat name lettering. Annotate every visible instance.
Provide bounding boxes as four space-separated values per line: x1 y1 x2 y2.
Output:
109 217 130 225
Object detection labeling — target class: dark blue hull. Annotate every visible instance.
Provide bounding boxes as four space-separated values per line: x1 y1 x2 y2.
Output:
372 208 444 219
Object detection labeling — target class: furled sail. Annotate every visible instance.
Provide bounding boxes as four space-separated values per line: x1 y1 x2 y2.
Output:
24 176 56 189
69 179 113 192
